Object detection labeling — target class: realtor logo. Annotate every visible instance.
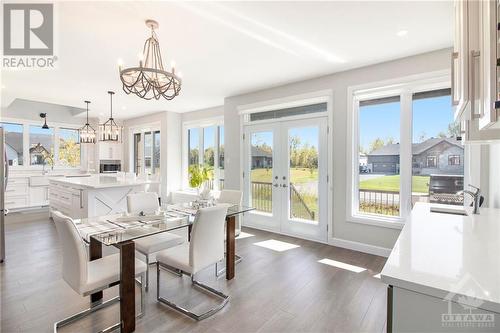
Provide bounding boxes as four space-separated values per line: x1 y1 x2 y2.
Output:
3 3 53 56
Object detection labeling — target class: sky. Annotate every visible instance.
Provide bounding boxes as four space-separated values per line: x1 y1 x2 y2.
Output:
359 95 453 151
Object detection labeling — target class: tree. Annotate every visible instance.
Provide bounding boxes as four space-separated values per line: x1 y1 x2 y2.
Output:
58 138 80 167
418 131 427 143
447 121 461 138
437 131 447 138
385 136 395 145
369 137 385 153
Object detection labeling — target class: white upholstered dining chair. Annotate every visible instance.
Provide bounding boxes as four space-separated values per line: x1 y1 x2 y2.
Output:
156 205 229 321
126 191 184 291
52 211 147 332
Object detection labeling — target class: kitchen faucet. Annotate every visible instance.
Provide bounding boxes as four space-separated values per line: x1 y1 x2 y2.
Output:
460 184 481 215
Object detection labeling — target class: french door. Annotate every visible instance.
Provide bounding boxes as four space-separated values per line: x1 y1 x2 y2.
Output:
243 117 328 242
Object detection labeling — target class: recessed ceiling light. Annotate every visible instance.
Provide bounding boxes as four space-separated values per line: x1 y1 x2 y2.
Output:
397 30 408 37
121 106 126 110
99 112 104 116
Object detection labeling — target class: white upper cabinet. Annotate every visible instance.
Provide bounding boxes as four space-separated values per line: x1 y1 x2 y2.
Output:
456 0 500 141
453 0 469 120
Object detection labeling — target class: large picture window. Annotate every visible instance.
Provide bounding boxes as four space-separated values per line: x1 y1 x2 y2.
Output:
58 128 80 168
350 80 463 225
132 129 160 176
29 125 54 166
0 122 23 166
184 122 224 190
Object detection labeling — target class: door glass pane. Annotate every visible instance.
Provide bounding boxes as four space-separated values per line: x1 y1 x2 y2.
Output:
1 122 23 166
412 90 463 207
59 128 80 167
153 131 160 174
29 125 54 166
250 131 273 213
358 96 401 217
188 128 199 166
134 133 142 175
144 132 152 175
288 126 319 223
203 126 215 189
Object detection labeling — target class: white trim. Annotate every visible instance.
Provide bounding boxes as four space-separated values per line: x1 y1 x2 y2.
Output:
346 71 452 228
237 89 333 115
329 237 392 258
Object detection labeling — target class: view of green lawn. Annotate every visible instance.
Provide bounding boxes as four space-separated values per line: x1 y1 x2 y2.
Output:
251 167 318 183
359 175 430 193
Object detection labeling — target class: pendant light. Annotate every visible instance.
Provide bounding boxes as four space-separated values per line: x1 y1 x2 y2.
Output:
79 101 96 144
39 113 49 129
99 91 122 142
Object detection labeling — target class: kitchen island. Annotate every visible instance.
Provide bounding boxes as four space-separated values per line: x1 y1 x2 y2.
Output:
381 202 500 332
49 174 158 219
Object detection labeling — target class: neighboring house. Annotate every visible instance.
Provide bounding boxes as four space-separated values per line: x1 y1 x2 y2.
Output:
367 137 464 175
359 152 367 166
251 145 272 168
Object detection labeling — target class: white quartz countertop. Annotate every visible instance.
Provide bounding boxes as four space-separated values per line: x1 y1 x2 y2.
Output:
49 174 158 189
381 202 500 313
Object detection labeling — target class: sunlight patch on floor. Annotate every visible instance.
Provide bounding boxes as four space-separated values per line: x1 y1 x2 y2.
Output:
253 239 300 252
318 258 367 273
237 231 255 239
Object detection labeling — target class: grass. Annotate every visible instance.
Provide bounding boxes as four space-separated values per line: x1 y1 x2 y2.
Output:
251 167 318 183
359 175 430 193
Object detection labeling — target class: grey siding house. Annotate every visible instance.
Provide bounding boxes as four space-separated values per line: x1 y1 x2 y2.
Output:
367 137 464 176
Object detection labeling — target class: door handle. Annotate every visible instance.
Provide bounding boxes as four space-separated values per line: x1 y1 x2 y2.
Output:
470 50 481 118
273 183 279 188
451 51 459 106
281 184 288 188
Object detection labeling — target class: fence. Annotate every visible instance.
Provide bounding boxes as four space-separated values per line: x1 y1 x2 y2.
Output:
358 189 400 216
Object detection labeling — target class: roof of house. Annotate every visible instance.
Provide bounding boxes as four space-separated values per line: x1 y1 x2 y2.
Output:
367 137 463 156
251 145 272 158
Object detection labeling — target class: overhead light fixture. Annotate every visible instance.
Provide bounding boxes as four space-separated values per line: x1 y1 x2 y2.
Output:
39 113 49 129
119 19 182 101
79 101 96 144
99 91 122 142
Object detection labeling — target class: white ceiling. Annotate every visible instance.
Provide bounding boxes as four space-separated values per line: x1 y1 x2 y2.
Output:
1 1 453 119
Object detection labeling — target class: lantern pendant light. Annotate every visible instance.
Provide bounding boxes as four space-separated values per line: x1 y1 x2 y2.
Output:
79 101 96 144
99 91 122 142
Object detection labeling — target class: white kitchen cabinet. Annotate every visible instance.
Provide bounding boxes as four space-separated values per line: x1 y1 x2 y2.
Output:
452 0 469 120
99 142 122 161
29 186 49 206
457 0 500 142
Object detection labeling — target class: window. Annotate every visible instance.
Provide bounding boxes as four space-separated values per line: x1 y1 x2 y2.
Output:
153 131 160 175
184 122 224 190
218 126 225 189
58 128 80 167
29 125 54 166
449 155 460 165
350 81 464 225
357 96 401 217
426 156 437 168
0 122 23 166
132 129 160 176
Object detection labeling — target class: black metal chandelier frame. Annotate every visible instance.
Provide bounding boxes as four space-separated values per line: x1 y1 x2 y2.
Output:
79 101 96 144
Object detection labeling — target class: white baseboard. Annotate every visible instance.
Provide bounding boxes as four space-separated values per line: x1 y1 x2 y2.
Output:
329 237 392 258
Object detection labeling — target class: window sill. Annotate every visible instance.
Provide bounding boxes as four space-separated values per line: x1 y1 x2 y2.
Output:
347 214 404 230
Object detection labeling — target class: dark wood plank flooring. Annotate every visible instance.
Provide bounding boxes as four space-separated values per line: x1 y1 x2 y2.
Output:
0 211 388 333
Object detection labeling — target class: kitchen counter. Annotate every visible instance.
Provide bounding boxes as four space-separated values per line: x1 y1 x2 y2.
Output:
49 174 158 189
381 202 500 313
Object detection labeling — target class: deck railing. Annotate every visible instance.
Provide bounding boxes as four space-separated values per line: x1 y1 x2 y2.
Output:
358 189 400 216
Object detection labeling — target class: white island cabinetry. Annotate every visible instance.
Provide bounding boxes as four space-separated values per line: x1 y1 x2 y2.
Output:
49 175 156 219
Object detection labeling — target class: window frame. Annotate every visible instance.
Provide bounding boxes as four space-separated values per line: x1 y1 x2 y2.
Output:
128 123 161 176
0 117 82 169
426 155 438 168
182 116 224 190
346 72 451 229
448 154 461 166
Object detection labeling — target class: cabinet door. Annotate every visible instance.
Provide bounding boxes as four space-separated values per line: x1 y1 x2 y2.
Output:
453 0 469 120
479 0 499 129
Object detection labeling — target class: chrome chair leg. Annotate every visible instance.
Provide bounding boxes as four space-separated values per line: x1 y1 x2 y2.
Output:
215 254 242 277
157 263 229 321
145 254 150 292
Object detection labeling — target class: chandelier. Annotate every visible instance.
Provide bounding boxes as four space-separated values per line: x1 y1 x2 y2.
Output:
99 91 122 142
119 19 181 100
79 101 96 144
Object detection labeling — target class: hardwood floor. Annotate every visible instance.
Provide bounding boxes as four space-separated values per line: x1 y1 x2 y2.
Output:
1 211 388 333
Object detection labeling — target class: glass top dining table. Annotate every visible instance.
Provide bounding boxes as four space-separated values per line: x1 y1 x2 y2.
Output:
74 202 254 246
76 201 253 333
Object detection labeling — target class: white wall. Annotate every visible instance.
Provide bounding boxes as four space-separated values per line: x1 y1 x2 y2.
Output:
181 105 224 123
223 48 452 251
